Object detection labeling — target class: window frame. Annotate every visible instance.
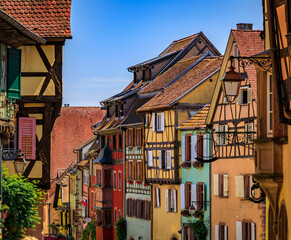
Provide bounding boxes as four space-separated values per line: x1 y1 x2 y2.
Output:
118 171 122 191
156 112 164 132
267 74 273 135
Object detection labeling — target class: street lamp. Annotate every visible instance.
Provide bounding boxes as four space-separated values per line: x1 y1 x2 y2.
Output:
189 203 196 216
13 155 27 176
222 65 243 103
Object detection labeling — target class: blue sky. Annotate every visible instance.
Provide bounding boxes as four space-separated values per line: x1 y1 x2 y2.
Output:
62 0 263 106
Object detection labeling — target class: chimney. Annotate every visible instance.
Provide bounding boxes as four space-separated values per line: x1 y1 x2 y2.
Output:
237 23 253 30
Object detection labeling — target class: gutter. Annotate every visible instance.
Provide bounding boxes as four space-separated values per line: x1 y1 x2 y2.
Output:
0 9 46 44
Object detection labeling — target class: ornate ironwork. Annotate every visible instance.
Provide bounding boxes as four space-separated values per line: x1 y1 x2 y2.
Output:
229 56 272 73
0 96 17 120
249 178 266 203
2 149 22 160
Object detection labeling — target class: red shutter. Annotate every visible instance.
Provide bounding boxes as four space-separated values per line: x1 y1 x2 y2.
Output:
185 135 190 161
18 117 36 159
197 134 204 158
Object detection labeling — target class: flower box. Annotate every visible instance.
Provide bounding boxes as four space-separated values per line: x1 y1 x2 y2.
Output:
127 180 133 184
181 209 190 217
135 180 142 185
181 161 191 169
193 161 204 169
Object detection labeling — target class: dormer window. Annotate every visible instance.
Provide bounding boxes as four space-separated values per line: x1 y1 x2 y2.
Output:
106 106 110 118
120 103 124 116
233 43 239 57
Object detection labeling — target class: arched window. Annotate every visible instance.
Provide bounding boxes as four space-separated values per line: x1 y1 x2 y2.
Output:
279 203 288 240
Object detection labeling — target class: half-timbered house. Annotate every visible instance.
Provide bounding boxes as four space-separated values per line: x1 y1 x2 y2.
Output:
177 104 211 240
137 53 222 240
0 0 72 189
206 24 265 240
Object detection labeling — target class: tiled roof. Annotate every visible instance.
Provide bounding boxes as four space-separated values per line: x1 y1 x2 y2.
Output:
160 34 198 56
0 0 72 38
137 56 223 112
177 104 210 129
139 56 201 94
232 29 264 100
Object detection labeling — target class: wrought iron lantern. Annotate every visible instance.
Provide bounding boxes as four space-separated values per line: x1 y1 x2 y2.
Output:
189 203 196 215
222 65 243 103
13 155 27 175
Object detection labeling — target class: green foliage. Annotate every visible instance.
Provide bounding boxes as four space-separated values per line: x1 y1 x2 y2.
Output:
82 221 96 240
115 217 126 240
2 168 44 239
189 219 208 240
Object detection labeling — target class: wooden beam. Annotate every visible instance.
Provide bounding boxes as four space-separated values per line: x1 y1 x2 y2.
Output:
20 96 62 102
21 72 47 77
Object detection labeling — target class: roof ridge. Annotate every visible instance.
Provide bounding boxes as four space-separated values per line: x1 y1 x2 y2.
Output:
172 33 198 43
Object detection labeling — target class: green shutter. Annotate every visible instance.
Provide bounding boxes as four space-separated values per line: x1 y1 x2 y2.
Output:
7 48 21 100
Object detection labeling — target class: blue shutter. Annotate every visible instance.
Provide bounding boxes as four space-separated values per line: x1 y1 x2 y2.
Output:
7 48 21 100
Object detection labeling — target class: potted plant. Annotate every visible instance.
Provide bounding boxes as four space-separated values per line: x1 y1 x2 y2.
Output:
181 161 191 169
181 209 190 217
96 220 102 226
193 210 204 219
127 180 133 184
193 161 204 169
135 180 142 185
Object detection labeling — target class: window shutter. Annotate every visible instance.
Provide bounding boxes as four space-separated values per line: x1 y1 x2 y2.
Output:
203 134 208 159
224 125 229 145
248 88 253 103
182 136 185 162
224 225 228 240
126 130 129 147
165 189 169 212
214 126 220 145
236 221 243 240
166 150 171 169
180 184 185 209
191 184 197 209
172 189 177 212
148 151 153 167
251 223 256 240
244 174 250 198
7 48 21 100
156 188 160 207
161 112 165 131
223 174 229 197
249 175 254 198
202 184 206 210
191 135 197 160
19 117 36 159
152 113 155 132
235 175 245 197
215 225 219 240
159 150 162 169
236 89 242 104
213 174 219 196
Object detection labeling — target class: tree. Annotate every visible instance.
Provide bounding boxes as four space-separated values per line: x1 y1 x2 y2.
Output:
2 168 43 239
115 217 126 240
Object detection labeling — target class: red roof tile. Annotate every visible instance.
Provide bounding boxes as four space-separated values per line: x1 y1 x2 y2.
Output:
138 57 223 111
231 30 264 100
0 0 72 38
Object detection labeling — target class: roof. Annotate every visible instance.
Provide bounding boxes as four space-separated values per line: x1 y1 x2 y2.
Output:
231 29 264 100
137 56 223 112
160 34 198 56
0 0 72 38
177 104 210 130
93 141 113 164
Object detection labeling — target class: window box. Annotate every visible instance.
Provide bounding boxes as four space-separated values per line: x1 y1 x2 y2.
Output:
127 180 133 184
135 180 142 185
193 210 204 219
181 161 191 169
192 161 204 169
181 209 190 217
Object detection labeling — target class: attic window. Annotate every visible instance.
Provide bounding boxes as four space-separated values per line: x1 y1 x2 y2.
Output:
120 103 124 116
106 106 110 118
233 43 239 57
237 86 252 104
115 105 119 117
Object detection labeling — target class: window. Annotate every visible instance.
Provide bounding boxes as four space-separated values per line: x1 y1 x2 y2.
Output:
127 129 134 147
135 128 142 147
156 112 165 131
113 171 117 190
183 226 195 240
155 187 160 207
136 161 141 180
105 210 112 227
115 105 119 117
120 103 124 116
147 150 153 167
159 150 171 169
18 117 36 159
165 189 177 212
245 122 254 143
215 224 228 240
126 199 150 220
119 134 123 149
236 221 256 240
104 170 112 188
213 174 228 197
185 134 192 161
96 169 102 186
237 86 252 104
197 134 204 158
197 183 205 210
114 208 117 225
182 134 197 162
233 43 239 57
106 106 110 118
91 192 94 212
128 161 133 180
83 170 89 185
235 174 254 198
267 74 273 134
185 183 192 209
145 114 149 126
215 125 228 146
113 135 117 150
118 171 122 190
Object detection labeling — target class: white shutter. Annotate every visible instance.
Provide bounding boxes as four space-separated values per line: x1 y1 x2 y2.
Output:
214 125 220 145
166 150 171 169
182 136 186 162
191 184 197 209
224 125 228 145
156 188 160 207
203 134 207 159
180 184 185 209
191 135 197 160
236 221 243 240
161 112 165 131
248 88 253 103
251 222 256 240
236 88 242 104
235 175 245 197
148 151 153 167
172 189 177 212
152 113 155 132
165 189 169 212
224 225 228 240
159 150 162 169
215 225 219 240
213 174 219 196
223 174 229 197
